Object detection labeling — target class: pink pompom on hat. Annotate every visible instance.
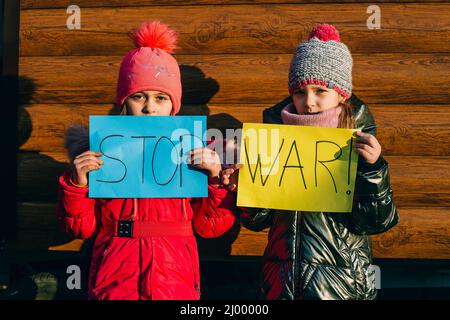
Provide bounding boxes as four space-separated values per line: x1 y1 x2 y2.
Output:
116 21 182 115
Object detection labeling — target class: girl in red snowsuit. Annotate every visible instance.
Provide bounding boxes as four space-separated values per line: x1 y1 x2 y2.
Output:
57 21 235 300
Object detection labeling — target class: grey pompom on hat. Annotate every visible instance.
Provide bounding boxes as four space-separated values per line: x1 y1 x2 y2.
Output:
288 24 353 99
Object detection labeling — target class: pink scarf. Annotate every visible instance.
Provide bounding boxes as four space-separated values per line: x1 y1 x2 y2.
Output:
280 103 342 128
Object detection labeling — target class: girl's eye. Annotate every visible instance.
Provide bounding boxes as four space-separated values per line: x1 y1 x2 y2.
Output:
294 90 305 95
156 95 168 101
316 89 326 94
132 94 145 101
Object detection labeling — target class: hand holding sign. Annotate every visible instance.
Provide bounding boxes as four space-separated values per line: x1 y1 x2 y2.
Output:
189 147 222 179
354 131 381 164
237 123 359 212
221 163 243 192
72 151 103 187
89 116 208 198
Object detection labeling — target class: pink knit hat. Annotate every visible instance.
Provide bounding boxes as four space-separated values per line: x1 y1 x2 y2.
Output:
116 21 182 115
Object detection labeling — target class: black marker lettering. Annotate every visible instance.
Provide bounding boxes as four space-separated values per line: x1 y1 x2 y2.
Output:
315 140 342 193
279 140 307 189
131 136 156 184
179 133 206 187
179 134 206 149
152 136 178 186
244 137 285 186
96 135 127 183
179 136 183 188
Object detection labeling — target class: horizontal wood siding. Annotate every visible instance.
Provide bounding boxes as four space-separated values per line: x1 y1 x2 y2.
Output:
15 1 450 259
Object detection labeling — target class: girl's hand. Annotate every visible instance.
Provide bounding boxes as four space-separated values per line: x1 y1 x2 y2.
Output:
354 131 381 164
221 163 243 192
189 147 222 180
72 151 103 187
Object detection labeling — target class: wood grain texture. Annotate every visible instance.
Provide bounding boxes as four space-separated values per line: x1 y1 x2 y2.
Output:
19 54 450 105
20 4 450 56
15 1 450 262
18 103 450 156
231 207 450 259
17 150 450 208
9 202 450 259
6 202 85 253
371 207 450 259
21 0 450 9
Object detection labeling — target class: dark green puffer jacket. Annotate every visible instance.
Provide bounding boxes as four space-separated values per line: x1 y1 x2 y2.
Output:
239 95 399 300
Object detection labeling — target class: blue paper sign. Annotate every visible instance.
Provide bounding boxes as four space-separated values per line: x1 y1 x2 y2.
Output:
89 116 207 198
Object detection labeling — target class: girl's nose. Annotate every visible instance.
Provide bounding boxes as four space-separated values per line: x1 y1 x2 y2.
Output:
143 101 157 115
305 93 316 111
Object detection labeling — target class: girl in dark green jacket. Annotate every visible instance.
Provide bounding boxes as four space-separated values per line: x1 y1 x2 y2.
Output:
222 24 398 300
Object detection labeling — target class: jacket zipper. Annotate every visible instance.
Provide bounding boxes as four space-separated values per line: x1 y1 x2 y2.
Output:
293 211 303 299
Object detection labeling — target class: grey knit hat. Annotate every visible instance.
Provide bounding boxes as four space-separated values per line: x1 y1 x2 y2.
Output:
288 24 353 99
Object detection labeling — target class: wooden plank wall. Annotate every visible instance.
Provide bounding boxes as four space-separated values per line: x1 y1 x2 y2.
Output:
14 0 450 260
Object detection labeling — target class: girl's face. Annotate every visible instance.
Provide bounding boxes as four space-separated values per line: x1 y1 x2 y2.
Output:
124 90 173 116
292 85 345 115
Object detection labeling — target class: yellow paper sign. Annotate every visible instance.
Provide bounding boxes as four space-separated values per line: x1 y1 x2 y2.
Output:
237 123 359 212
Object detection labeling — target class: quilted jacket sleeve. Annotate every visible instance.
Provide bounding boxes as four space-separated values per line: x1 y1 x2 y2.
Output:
239 207 273 232
348 157 399 235
348 97 399 235
56 169 97 239
191 184 236 238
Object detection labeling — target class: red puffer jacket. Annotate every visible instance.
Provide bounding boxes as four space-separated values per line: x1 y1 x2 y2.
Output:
57 169 236 300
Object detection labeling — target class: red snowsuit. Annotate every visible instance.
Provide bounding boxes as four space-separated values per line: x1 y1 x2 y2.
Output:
57 169 236 300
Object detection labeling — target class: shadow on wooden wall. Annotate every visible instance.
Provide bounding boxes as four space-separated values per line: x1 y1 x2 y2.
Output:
14 65 245 260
